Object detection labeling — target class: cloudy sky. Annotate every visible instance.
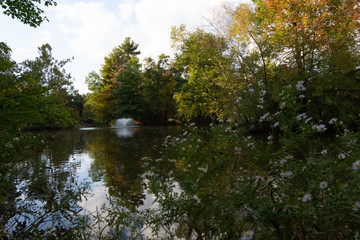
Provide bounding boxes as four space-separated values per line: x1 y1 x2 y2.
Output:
0 0 248 93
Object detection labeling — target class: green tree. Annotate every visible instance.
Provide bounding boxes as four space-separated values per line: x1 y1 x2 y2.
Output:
1 0 57 27
23 44 74 96
253 0 360 125
171 26 232 122
114 57 145 121
82 71 102 123
0 42 47 129
142 54 177 124
22 43 76 127
88 37 141 123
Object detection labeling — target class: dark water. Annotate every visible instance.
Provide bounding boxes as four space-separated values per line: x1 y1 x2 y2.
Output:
7 126 181 233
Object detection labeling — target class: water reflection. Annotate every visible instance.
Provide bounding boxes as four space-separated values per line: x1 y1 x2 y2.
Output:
114 126 136 138
8 126 181 233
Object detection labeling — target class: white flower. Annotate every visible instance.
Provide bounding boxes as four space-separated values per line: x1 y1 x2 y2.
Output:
258 80 264 86
273 122 279 127
296 81 306 91
236 96 242 103
305 117 312 124
5 143 13 148
353 202 360 211
265 176 274 183
280 102 286 109
319 181 328 189
280 159 287 165
198 165 208 173
285 154 294 160
247 142 255 149
352 160 360 170
302 193 312 202
329 118 337 124
313 124 327 132
353 202 360 212
321 149 328 155
259 112 270 122
249 88 254 93
193 195 201 204
296 113 307 121
241 230 254 240
234 146 242 152
60 192 67 199
338 153 346 159
260 90 266 96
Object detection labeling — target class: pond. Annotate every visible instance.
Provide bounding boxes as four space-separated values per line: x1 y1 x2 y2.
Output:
5 126 182 237
4 123 359 239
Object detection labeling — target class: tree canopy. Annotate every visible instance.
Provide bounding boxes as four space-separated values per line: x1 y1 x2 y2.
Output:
1 0 57 27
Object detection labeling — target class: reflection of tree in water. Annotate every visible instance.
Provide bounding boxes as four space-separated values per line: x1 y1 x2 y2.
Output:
85 127 180 209
2 130 87 235
17 130 85 202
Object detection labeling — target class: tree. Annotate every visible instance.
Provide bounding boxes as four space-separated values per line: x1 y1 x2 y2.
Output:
89 37 141 123
254 0 360 124
210 3 272 85
1 0 57 27
23 44 74 96
142 54 177 124
0 42 44 129
0 42 78 129
114 57 145 121
171 26 232 122
84 71 117 124
22 43 76 127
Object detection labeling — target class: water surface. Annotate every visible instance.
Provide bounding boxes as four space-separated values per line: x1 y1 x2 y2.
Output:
9 126 181 232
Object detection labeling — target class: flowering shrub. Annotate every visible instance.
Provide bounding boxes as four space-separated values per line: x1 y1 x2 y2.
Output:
143 80 360 239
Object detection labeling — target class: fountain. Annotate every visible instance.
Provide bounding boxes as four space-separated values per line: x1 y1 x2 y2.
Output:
114 118 135 138
114 118 134 127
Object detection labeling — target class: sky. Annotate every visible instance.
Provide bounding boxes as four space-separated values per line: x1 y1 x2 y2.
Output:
0 0 248 94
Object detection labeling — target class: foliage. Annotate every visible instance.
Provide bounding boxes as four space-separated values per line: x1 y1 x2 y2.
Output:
84 38 180 125
114 57 146 121
253 0 360 124
142 55 177 124
84 37 142 123
0 0 57 27
143 80 360 239
21 43 78 128
171 26 233 122
0 42 80 130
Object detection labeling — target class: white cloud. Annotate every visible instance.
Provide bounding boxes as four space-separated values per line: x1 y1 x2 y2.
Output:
118 0 136 21
132 0 246 59
53 0 246 62
36 30 52 47
54 2 124 60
